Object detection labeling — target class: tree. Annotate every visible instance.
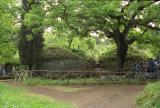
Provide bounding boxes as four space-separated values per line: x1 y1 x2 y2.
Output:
18 0 45 69
48 0 160 69
0 0 18 64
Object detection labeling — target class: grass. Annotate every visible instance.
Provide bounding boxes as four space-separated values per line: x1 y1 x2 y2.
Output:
23 78 98 85
0 83 77 108
23 77 150 86
136 81 160 108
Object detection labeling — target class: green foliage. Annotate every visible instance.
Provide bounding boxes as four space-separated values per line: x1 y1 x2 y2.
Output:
38 47 95 65
0 83 76 108
40 47 81 61
1 0 160 68
0 0 19 64
49 1 160 35
0 43 19 64
47 0 160 68
44 29 109 61
137 81 160 108
136 31 160 57
44 31 73 48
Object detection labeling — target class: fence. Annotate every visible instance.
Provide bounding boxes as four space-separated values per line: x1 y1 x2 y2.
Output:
12 69 160 84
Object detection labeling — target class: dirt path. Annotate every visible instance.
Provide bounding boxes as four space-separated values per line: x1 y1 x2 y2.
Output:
3 81 144 108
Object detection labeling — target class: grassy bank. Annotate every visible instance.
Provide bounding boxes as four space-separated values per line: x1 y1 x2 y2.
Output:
24 78 98 85
137 81 160 108
0 83 77 108
23 78 149 86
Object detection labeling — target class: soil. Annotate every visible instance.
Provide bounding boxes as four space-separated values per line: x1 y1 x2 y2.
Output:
2 80 145 108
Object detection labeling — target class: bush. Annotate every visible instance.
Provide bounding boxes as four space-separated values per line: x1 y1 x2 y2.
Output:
137 81 160 108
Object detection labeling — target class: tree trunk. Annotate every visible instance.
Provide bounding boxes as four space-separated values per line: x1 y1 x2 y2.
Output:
19 0 44 70
113 31 128 70
117 43 128 69
68 37 73 48
28 64 32 70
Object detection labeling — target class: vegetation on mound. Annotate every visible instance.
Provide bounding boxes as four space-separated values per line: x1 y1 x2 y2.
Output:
137 81 160 108
99 46 150 69
40 47 81 60
0 83 77 108
39 47 96 63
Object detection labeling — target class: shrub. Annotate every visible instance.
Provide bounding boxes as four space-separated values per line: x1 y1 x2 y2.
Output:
136 81 160 108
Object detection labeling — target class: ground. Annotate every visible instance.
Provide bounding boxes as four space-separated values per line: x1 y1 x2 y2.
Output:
2 80 144 108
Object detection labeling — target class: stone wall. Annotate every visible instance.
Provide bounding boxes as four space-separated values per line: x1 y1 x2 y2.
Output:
36 59 95 71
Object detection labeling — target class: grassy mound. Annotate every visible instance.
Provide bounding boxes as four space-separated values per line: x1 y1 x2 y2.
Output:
137 81 160 108
39 47 95 64
0 83 76 108
99 46 149 70
40 47 81 61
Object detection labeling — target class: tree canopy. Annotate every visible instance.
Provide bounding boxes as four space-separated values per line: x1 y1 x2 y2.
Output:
0 0 160 70
0 0 18 64
47 0 160 68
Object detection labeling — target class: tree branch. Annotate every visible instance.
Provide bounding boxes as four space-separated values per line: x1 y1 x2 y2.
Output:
104 30 114 38
121 0 133 13
127 29 147 45
123 1 155 37
58 1 80 35
108 14 123 21
139 24 160 31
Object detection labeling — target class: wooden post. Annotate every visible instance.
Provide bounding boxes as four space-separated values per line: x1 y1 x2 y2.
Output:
12 66 15 81
67 72 70 85
20 71 23 82
27 70 32 82
84 72 86 85
99 72 102 84
12 70 16 81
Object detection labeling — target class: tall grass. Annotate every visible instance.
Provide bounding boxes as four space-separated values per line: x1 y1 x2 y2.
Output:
0 83 77 108
137 81 160 108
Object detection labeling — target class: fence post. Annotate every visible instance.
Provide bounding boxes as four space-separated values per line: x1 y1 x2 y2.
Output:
67 72 70 85
84 72 86 85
